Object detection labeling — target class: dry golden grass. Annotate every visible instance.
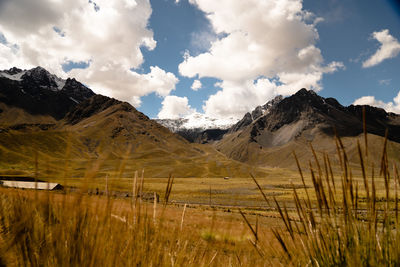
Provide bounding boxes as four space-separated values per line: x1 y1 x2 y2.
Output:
262 112 400 266
2 109 400 266
0 186 286 266
0 127 269 179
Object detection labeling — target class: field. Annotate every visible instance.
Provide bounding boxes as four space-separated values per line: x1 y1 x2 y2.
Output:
1 133 400 266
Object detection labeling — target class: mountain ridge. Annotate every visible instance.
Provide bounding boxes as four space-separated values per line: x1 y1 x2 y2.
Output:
0 66 262 178
215 88 400 168
2 66 400 172
242 88 400 143
0 66 95 121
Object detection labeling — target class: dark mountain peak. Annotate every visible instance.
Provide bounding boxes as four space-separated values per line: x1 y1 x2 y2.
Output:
275 89 392 127
250 89 352 134
261 95 283 114
267 89 339 124
21 66 62 90
285 88 323 107
251 95 283 121
61 77 95 103
3 67 23 75
229 88 400 145
23 66 51 79
215 89 400 168
230 112 252 133
29 66 47 73
0 66 95 120
63 77 80 89
294 88 316 96
263 95 283 108
230 95 283 133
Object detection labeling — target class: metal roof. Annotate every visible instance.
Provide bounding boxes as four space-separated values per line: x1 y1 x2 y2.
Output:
0 180 63 190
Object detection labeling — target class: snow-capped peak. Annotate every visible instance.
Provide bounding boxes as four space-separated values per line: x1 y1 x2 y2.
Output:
156 112 239 132
0 66 67 89
0 66 94 104
22 66 66 91
1 66 67 90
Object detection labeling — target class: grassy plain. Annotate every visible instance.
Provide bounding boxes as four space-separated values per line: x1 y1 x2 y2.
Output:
1 129 400 265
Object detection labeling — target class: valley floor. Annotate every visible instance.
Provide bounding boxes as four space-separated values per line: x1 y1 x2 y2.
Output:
1 134 399 266
0 187 284 266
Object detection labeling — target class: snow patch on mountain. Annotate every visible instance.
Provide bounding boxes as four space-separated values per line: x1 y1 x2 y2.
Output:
1 66 67 90
157 96 284 133
0 69 26 81
156 112 239 132
54 76 66 90
23 66 66 91
0 66 95 106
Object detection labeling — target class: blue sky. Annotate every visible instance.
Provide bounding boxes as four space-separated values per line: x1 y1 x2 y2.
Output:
137 0 220 118
302 0 400 104
138 0 400 118
0 0 399 119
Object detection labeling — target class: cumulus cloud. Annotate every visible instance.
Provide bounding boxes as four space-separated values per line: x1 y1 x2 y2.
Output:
353 91 400 114
204 79 278 118
179 0 343 118
70 65 178 106
191 79 202 91
158 95 196 119
0 0 178 106
362 29 400 68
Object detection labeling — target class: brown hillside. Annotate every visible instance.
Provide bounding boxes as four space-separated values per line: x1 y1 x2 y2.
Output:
215 89 400 169
0 95 267 178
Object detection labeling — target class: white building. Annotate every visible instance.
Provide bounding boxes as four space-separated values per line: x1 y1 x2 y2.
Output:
0 180 63 190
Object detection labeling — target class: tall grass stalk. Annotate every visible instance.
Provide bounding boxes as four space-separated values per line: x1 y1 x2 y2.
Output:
0 180 240 266
269 132 400 266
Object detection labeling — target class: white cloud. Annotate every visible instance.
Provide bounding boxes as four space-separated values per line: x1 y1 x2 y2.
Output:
0 0 178 106
203 79 278 118
71 65 179 106
353 91 400 114
191 79 202 91
158 95 196 119
180 0 343 118
201 68 348 118
362 29 400 68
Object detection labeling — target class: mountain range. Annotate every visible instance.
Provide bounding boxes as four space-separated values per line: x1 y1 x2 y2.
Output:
217 88 400 168
155 96 284 143
1 66 400 176
0 67 261 178
156 113 236 143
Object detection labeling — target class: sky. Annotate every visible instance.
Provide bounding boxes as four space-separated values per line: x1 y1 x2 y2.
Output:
0 0 399 120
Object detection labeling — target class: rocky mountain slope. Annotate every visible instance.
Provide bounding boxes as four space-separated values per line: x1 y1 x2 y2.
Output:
216 89 400 168
0 67 262 178
0 67 95 122
229 95 283 133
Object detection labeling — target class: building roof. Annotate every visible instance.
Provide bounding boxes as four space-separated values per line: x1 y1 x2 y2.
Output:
0 180 63 190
